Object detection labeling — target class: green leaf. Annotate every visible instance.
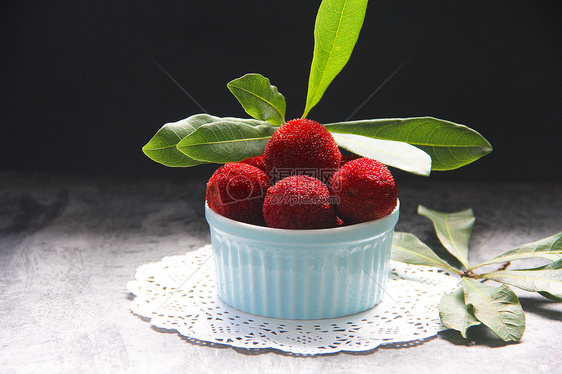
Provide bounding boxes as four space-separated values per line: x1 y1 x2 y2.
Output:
482 268 562 300
227 73 286 126
331 133 432 176
461 278 525 342
418 205 475 269
324 117 493 170
391 232 459 273
538 292 562 302
439 287 481 338
142 114 225 167
176 120 275 163
530 259 562 301
472 232 562 270
529 260 562 300
303 0 369 118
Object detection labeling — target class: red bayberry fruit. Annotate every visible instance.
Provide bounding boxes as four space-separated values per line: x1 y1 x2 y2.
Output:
330 158 398 224
241 155 266 172
264 118 341 184
263 175 337 229
206 162 271 225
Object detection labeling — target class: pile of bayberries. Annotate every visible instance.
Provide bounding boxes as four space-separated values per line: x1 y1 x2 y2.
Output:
206 119 398 229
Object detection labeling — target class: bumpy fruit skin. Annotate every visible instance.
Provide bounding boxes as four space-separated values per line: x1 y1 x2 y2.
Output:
263 175 337 229
330 158 398 224
264 118 341 183
206 162 271 225
241 155 266 172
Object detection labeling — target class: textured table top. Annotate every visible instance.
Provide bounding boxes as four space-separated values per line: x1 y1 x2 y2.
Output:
1 170 561 373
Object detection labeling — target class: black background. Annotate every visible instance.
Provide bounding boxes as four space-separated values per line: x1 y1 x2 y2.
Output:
2 1 561 182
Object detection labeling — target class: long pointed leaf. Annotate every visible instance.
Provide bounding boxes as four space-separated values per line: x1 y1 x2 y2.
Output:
303 0 369 118
176 121 275 163
418 205 475 269
473 232 562 269
461 278 525 342
439 287 481 338
324 117 493 170
227 73 286 126
142 114 223 167
538 292 562 302
391 232 459 273
482 269 562 300
332 133 432 176
142 114 269 167
526 259 562 300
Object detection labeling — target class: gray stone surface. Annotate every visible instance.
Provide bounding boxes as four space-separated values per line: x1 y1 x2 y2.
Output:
1 171 561 373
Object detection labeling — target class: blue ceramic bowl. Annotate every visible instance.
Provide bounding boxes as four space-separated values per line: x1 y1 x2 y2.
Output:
205 201 399 319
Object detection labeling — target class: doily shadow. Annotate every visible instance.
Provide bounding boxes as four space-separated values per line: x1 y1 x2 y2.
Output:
177 332 439 357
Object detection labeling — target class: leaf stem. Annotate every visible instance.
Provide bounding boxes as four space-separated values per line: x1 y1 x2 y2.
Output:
462 261 512 280
497 261 512 271
468 260 511 273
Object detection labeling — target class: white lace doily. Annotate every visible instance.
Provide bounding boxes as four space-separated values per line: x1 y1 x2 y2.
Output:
127 245 460 355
